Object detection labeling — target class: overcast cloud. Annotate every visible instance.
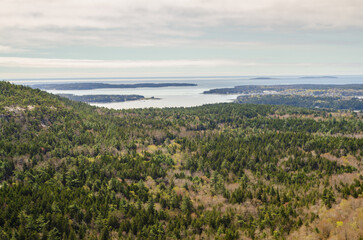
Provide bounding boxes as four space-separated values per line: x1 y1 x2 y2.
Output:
0 57 242 68
1 0 362 46
0 0 362 77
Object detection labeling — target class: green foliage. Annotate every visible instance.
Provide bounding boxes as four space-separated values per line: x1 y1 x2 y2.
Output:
237 95 363 111
0 81 362 239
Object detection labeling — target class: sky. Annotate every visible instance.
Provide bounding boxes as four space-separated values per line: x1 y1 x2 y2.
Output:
1 0 363 79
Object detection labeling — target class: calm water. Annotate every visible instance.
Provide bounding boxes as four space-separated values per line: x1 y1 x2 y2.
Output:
12 75 363 109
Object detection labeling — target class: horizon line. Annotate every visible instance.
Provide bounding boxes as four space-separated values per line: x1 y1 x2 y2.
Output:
4 74 363 81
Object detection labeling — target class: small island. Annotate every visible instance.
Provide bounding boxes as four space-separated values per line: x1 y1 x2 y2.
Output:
58 94 146 103
249 77 276 80
33 82 197 90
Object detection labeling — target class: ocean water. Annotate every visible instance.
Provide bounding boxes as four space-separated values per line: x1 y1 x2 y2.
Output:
11 75 363 109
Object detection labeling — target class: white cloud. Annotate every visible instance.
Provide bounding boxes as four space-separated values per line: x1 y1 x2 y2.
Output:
0 57 240 68
0 45 23 53
0 0 362 47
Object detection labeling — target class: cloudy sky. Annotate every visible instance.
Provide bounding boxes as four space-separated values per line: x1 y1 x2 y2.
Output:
1 0 363 79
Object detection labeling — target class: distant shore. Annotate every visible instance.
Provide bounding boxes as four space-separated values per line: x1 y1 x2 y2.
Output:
33 82 197 90
58 94 147 103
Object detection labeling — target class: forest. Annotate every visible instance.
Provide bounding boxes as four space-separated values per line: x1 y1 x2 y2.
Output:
236 95 363 111
0 81 362 239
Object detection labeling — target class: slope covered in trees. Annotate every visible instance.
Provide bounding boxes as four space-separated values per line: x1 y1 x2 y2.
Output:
236 95 363 111
0 81 362 239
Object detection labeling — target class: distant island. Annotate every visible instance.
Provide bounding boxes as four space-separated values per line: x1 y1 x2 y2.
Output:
32 82 197 90
203 84 363 95
58 94 146 103
249 77 276 80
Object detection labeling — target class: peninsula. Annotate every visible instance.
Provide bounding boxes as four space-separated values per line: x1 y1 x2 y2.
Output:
204 84 363 110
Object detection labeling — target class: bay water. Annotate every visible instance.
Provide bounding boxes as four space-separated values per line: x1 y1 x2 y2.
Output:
11 75 363 109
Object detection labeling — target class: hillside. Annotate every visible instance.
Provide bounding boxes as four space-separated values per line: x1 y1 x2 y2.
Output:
236 95 363 111
0 81 362 239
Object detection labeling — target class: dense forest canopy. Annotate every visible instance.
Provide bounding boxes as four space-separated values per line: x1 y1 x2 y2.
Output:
236 95 363 111
0 81 362 239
